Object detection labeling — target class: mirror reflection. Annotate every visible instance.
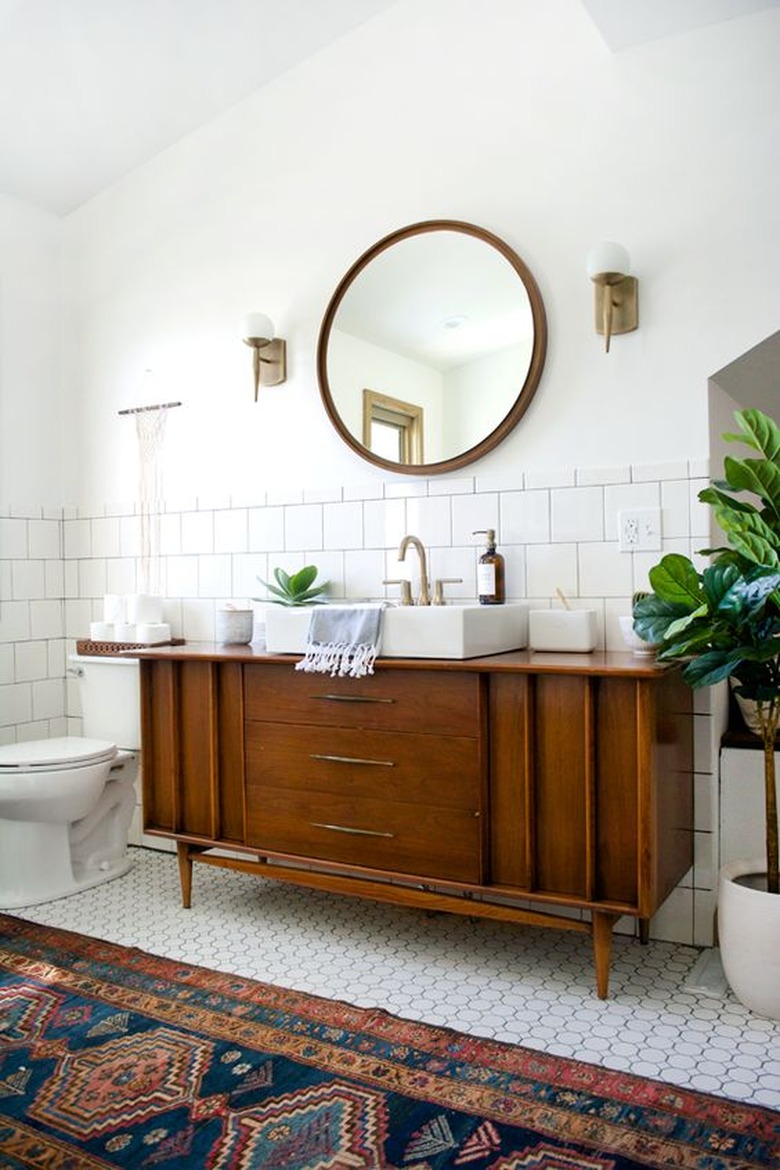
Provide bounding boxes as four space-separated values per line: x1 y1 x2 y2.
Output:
317 221 547 475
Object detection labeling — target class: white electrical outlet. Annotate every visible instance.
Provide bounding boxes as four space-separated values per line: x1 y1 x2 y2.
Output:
618 507 662 552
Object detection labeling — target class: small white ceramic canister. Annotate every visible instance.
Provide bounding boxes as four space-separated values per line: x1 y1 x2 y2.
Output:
216 607 254 644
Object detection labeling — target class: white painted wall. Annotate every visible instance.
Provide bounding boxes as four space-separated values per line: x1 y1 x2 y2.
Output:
50 0 780 507
0 196 63 506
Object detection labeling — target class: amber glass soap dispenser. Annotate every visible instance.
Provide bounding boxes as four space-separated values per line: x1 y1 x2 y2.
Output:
473 529 505 605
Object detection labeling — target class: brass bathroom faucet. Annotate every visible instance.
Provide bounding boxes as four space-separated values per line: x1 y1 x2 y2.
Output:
397 534 430 606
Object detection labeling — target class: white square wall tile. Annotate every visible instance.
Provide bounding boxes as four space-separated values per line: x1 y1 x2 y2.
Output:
500 490 550 544
426 547 475 600
405 496 452 547
78 558 107 601
165 557 199 597
451 493 498 545
181 511 214 555
158 513 182 555
45 560 65 599
30 601 62 640
197 555 233 598
551 487 604 543
28 518 61 559
105 559 137 596
660 480 691 539
578 543 633 598
0 682 32 725
120 515 142 557
324 501 363 550
284 504 323 551
215 509 248 554
0 645 13 684
91 517 121 558
12 561 45 600
63 518 91 559
0 518 28 558
363 499 406 550
180 600 215 641
689 480 711 539
344 550 386 599
526 544 578 599
32 678 65 721
62 599 90 640
232 554 269 601
14 641 48 682
0 601 31 643
248 506 284 552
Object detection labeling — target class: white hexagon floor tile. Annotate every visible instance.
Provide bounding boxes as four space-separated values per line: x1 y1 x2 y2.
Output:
6 846 780 1111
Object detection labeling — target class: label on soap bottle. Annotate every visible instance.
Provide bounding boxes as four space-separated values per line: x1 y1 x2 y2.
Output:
477 562 496 596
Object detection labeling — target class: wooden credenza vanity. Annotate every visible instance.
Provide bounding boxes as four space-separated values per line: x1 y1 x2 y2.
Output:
136 644 693 998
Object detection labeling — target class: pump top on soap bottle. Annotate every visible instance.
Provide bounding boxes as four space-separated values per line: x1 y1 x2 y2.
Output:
473 529 505 605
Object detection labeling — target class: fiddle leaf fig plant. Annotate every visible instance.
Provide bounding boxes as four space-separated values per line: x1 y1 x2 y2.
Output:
633 408 780 894
255 565 329 607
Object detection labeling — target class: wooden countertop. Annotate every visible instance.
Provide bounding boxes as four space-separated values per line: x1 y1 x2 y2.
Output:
123 641 670 678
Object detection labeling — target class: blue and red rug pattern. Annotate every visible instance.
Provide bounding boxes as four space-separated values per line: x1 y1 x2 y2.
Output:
1 913 778 1168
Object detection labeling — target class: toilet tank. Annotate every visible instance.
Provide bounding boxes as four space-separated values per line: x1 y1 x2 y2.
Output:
69 655 141 749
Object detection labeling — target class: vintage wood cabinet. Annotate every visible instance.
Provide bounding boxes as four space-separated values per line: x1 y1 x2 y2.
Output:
137 644 693 998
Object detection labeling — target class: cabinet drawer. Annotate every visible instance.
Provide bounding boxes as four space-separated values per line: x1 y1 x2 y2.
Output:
244 664 481 736
246 788 482 882
246 723 481 810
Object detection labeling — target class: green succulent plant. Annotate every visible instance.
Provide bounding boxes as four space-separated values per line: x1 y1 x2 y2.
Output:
634 408 780 893
255 565 329 607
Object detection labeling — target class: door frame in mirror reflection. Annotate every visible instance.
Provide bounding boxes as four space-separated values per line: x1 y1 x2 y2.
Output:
362 389 425 464
317 220 547 475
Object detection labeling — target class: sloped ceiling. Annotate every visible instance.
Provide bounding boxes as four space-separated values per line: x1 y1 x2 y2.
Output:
1 0 779 216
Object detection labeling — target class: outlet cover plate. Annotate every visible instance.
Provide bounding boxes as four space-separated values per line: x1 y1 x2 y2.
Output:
618 507 662 552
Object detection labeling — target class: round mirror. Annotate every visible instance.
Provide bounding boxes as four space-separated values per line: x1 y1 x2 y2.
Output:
317 220 547 475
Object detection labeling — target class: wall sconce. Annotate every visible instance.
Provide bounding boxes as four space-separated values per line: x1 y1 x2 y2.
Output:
586 242 638 353
243 312 287 400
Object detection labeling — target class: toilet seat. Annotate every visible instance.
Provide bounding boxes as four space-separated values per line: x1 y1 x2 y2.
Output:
0 737 117 774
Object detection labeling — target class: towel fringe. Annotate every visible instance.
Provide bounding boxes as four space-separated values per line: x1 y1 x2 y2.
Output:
295 639 378 678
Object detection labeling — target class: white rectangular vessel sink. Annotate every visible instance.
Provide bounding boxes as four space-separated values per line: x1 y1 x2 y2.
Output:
264 603 528 660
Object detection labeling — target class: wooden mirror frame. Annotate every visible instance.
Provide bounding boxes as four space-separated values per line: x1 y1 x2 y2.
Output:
316 220 547 475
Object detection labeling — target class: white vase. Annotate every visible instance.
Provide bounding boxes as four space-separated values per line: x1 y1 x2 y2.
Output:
718 858 780 1018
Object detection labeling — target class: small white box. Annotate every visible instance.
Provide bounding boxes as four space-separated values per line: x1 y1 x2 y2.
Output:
528 609 597 653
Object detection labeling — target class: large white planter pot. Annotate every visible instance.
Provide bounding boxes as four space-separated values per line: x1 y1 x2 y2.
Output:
719 858 780 1018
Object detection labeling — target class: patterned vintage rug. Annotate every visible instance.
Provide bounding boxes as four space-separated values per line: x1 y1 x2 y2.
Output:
1 913 778 1169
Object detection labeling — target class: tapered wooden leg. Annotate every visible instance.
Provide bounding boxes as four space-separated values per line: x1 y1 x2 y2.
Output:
639 917 650 944
592 911 619 999
177 841 193 908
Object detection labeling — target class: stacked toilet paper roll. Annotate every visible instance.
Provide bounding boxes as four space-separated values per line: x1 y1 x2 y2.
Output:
136 622 172 644
125 595 164 624
90 594 169 644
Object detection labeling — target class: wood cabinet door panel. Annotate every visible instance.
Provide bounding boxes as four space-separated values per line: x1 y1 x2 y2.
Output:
246 787 482 882
533 674 589 897
594 677 639 904
245 664 481 736
246 722 480 810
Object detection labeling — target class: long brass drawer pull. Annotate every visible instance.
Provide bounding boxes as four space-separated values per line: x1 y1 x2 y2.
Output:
313 694 396 704
310 753 395 767
311 822 395 839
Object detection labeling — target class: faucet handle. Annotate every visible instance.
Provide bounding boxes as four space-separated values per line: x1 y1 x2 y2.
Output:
383 578 413 606
432 578 463 606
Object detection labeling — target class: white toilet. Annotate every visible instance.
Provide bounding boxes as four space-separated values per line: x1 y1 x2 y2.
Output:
0 655 140 909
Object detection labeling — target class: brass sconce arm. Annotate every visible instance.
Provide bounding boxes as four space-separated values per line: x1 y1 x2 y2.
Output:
587 243 639 353
243 312 287 399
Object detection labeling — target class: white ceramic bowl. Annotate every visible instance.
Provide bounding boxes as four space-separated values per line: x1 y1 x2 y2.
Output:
619 615 658 657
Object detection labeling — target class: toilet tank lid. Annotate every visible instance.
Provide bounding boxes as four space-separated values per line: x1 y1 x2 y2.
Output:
0 737 117 770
